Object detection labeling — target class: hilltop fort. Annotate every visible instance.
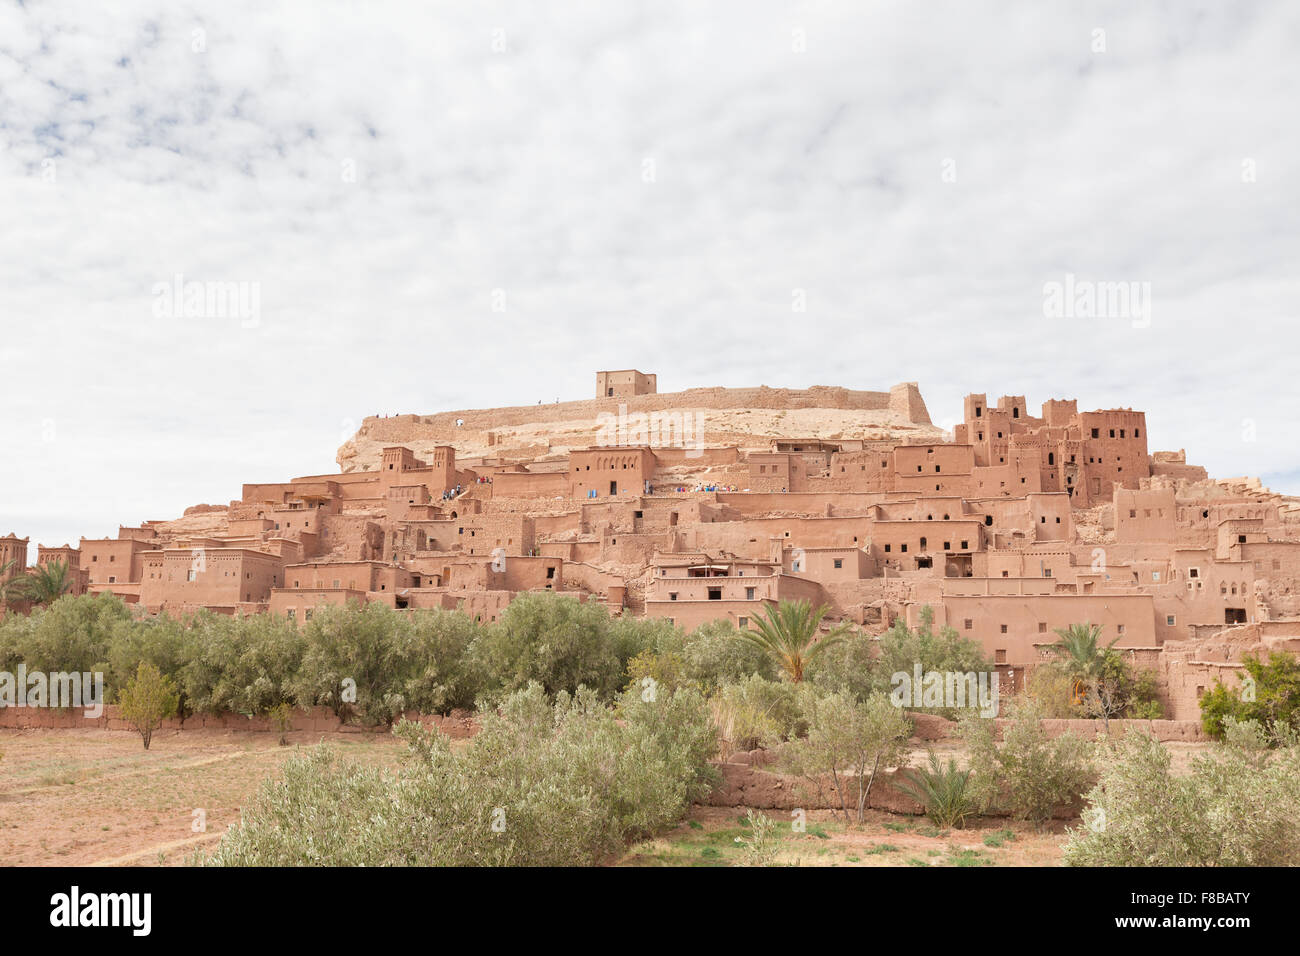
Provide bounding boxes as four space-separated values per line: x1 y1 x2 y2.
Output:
6 370 1298 721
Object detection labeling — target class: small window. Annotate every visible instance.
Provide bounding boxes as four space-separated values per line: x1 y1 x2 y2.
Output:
963 619 973 630
1000 624 1008 634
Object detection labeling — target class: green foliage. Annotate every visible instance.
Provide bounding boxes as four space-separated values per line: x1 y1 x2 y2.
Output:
0 593 133 682
871 606 994 717
895 751 981 829
711 675 803 752
118 661 178 750
780 686 912 823
733 809 779 866
468 593 624 701
5 560 73 606
731 599 848 682
960 702 1095 827
680 619 776 692
203 682 718 866
1200 652 1300 740
292 601 420 726
1064 720 1300 866
806 629 878 701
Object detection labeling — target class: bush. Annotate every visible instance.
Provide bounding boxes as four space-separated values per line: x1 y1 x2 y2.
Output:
405 608 480 714
469 593 623 701
780 687 912 823
203 681 718 866
1200 651 1300 740
961 702 1095 827
118 661 179 750
1063 720 1300 866
679 620 776 692
711 675 803 754
895 751 982 829
806 629 878 701
291 601 415 725
871 606 994 717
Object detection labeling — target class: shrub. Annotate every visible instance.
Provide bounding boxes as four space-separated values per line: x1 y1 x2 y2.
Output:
871 606 994 717
1200 651 1300 740
711 675 803 754
469 593 622 701
806 629 877 701
961 702 1095 827
680 620 775 692
118 661 179 750
1063 720 1300 866
780 687 912 823
404 608 479 714
895 751 981 829
733 809 779 867
291 601 415 725
203 681 718 866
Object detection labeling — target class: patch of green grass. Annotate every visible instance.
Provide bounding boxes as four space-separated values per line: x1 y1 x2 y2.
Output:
982 828 1016 848
949 848 993 867
905 857 928 867
882 821 910 833
688 820 704 830
863 843 899 855
917 825 950 839
807 825 831 840
700 847 721 860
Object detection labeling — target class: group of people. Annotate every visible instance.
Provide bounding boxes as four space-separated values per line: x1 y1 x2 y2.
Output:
440 484 463 501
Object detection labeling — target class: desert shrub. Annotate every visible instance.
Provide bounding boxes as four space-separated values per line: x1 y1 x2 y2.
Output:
780 686 912 823
176 610 241 716
806 629 878 701
895 751 982 829
608 615 682 669
871 606 994 717
734 809 780 866
291 601 416 726
1200 651 1300 740
404 608 479 714
711 675 803 753
104 614 187 702
679 620 775 692
5 593 134 680
216 612 306 718
469 593 622 701
623 648 688 695
961 702 1095 827
118 661 179 750
203 681 717 866
1063 719 1300 866
1021 664 1082 718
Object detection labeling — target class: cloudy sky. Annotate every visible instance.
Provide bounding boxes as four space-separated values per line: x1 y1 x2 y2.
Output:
1 0 1297 551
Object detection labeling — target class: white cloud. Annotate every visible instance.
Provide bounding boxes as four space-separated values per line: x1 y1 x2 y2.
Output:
0 0 1297 548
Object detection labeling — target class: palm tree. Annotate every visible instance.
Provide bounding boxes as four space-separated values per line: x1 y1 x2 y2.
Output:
0 559 25 607
10 559 73 607
1046 622 1120 683
1047 622 1126 730
733 598 849 682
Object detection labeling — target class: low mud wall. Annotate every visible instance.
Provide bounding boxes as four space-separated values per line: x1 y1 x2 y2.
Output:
907 713 1207 742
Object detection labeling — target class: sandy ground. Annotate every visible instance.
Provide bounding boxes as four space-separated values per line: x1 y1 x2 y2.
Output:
0 728 404 866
